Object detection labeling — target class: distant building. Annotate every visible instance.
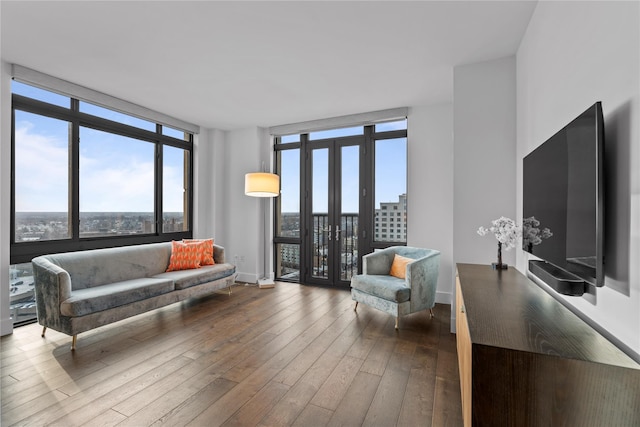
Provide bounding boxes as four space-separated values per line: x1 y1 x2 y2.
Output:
374 193 407 242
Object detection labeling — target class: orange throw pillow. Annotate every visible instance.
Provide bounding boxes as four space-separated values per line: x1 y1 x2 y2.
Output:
166 240 203 271
183 238 215 265
389 254 412 279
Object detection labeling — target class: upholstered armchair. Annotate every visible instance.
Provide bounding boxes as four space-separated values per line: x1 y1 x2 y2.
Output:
351 246 440 329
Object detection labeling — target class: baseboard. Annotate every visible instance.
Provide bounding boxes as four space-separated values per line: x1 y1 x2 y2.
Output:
235 272 258 284
435 290 451 305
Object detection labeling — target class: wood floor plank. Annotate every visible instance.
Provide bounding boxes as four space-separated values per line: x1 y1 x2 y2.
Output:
0 284 462 427
432 376 464 427
397 345 439 427
362 343 416 425
310 355 364 410
221 380 290 427
326 371 381 427
148 377 239 426
291 404 334 427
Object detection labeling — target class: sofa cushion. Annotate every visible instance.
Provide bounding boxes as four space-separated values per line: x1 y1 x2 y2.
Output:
153 263 236 290
60 277 175 317
350 274 411 303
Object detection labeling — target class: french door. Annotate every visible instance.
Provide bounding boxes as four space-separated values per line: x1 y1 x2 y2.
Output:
273 119 408 288
306 137 362 287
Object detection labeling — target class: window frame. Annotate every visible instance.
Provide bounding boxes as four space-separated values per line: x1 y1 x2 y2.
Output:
10 90 194 265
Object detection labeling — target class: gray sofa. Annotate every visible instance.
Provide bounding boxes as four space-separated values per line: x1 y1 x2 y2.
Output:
32 241 236 350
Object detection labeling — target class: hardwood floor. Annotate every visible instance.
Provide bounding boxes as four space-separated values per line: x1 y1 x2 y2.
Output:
1 282 463 426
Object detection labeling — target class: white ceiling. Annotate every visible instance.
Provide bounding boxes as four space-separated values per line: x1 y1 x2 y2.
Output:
1 1 537 131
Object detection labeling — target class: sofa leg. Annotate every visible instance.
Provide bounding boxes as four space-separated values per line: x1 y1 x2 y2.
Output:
71 335 77 351
41 326 47 337
429 308 434 319
354 302 358 311
395 317 399 329
228 285 232 295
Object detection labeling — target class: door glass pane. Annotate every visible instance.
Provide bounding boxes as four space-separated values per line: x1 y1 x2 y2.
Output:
276 243 300 280
312 149 329 279
79 127 155 237
309 126 363 140
277 149 300 237
14 111 71 242
163 145 189 232
340 145 359 281
374 138 407 243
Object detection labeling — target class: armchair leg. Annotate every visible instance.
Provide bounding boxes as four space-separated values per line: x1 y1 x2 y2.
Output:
71 335 77 351
41 326 47 337
429 308 434 319
354 302 358 311
395 317 399 329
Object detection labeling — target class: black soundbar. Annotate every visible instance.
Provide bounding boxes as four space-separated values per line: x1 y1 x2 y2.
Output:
528 260 585 296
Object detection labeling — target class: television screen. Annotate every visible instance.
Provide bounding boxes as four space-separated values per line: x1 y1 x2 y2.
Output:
523 102 604 287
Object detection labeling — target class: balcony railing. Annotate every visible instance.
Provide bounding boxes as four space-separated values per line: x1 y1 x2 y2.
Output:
311 213 358 281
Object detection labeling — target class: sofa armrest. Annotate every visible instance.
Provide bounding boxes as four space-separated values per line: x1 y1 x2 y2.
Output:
32 256 73 332
213 244 226 264
406 249 440 312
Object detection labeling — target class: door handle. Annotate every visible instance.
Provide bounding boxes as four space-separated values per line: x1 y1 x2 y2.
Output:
335 226 341 240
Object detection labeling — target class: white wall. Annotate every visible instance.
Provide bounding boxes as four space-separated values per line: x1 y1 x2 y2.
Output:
516 1 640 358
1 61 13 336
216 127 272 283
194 128 226 241
407 104 454 305
451 56 518 331
453 56 518 267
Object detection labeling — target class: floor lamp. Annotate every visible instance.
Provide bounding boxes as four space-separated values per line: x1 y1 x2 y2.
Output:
244 172 280 288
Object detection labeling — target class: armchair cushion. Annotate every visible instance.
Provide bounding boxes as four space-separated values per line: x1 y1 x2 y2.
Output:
351 274 411 303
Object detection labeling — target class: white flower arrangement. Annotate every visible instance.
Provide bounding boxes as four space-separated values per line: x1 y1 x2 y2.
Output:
477 216 521 250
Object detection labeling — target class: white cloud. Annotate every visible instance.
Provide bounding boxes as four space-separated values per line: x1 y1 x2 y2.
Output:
14 120 70 212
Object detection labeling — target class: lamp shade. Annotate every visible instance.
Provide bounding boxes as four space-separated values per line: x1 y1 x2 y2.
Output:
244 172 280 197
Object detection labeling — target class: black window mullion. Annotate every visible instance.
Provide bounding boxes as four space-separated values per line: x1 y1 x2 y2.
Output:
70 98 80 243
156 125 163 235
360 125 374 267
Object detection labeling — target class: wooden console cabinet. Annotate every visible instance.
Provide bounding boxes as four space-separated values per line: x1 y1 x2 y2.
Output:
455 263 640 426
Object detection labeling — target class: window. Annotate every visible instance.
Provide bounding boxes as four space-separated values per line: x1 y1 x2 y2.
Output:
163 145 190 232
11 81 194 325
274 137 301 282
14 111 71 242
374 123 407 243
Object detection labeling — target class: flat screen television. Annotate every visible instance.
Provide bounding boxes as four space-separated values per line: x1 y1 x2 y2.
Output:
523 102 604 293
